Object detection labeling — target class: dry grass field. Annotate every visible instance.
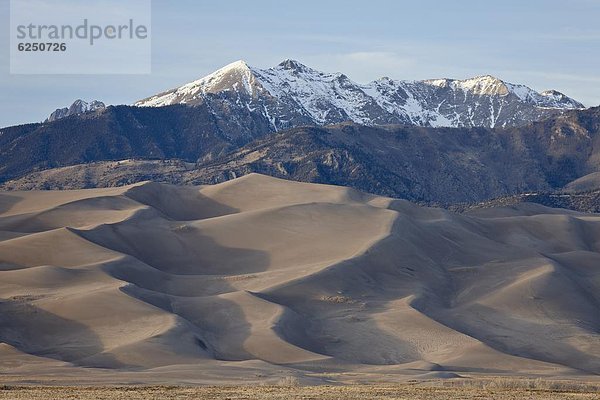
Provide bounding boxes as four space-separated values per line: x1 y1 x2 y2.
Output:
1 381 599 400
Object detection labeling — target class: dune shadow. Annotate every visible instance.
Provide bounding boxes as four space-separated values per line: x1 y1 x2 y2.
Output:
124 182 240 221
6 181 598 375
0 193 23 214
120 283 256 362
252 216 432 366
76 219 271 276
414 301 600 375
248 213 600 374
0 297 126 368
43 184 277 364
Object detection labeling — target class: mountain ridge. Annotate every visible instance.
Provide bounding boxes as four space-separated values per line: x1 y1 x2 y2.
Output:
46 99 105 122
135 59 584 129
4 106 600 207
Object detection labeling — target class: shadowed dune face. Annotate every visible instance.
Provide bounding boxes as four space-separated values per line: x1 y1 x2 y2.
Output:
0 173 599 382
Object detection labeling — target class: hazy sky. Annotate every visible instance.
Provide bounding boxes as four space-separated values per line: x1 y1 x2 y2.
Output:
1 0 599 127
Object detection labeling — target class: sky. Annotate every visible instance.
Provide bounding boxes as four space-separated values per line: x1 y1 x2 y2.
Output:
1 0 599 127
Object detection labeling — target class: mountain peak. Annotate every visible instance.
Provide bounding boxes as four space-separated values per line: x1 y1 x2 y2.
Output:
46 99 105 122
201 59 253 81
540 89 584 108
276 59 311 72
424 75 509 95
456 75 509 95
134 59 584 127
541 89 566 97
473 74 503 82
220 59 251 72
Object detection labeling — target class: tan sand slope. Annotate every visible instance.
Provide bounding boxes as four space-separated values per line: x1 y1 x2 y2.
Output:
0 173 599 383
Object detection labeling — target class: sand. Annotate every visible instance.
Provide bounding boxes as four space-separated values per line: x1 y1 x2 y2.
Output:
0 173 599 385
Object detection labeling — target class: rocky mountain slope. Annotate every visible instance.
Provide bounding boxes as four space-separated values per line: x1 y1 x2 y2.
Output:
46 99 105 122
0 104 253 183
3 107 600 205
136 59 583 129
191 105 600 203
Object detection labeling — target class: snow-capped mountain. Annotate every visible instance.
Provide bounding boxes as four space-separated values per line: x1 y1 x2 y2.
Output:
46 99 105 122
135 59 584 129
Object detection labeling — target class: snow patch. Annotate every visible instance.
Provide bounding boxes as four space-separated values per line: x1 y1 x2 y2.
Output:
134 60 585 128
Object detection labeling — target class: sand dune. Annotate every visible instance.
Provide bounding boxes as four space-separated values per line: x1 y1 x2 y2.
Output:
0 174 599 384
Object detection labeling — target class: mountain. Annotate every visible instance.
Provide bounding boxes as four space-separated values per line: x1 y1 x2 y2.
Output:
46 99 105 122
135 59 584 129
4 106 600 206
0 104 254 184
1 175 599 382
139 106 600 203
452 190 600 214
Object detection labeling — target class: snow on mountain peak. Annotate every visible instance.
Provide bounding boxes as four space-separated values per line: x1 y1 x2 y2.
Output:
452 75 509 96
182 59 255 93
207 59 254 78
134 59 585 128
276 59 312 72
423 78 450 88
253 60 372 125
135 60 261 107
423 75 509 96
46 99 105 122
539 89 584 109
542 89 563 97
